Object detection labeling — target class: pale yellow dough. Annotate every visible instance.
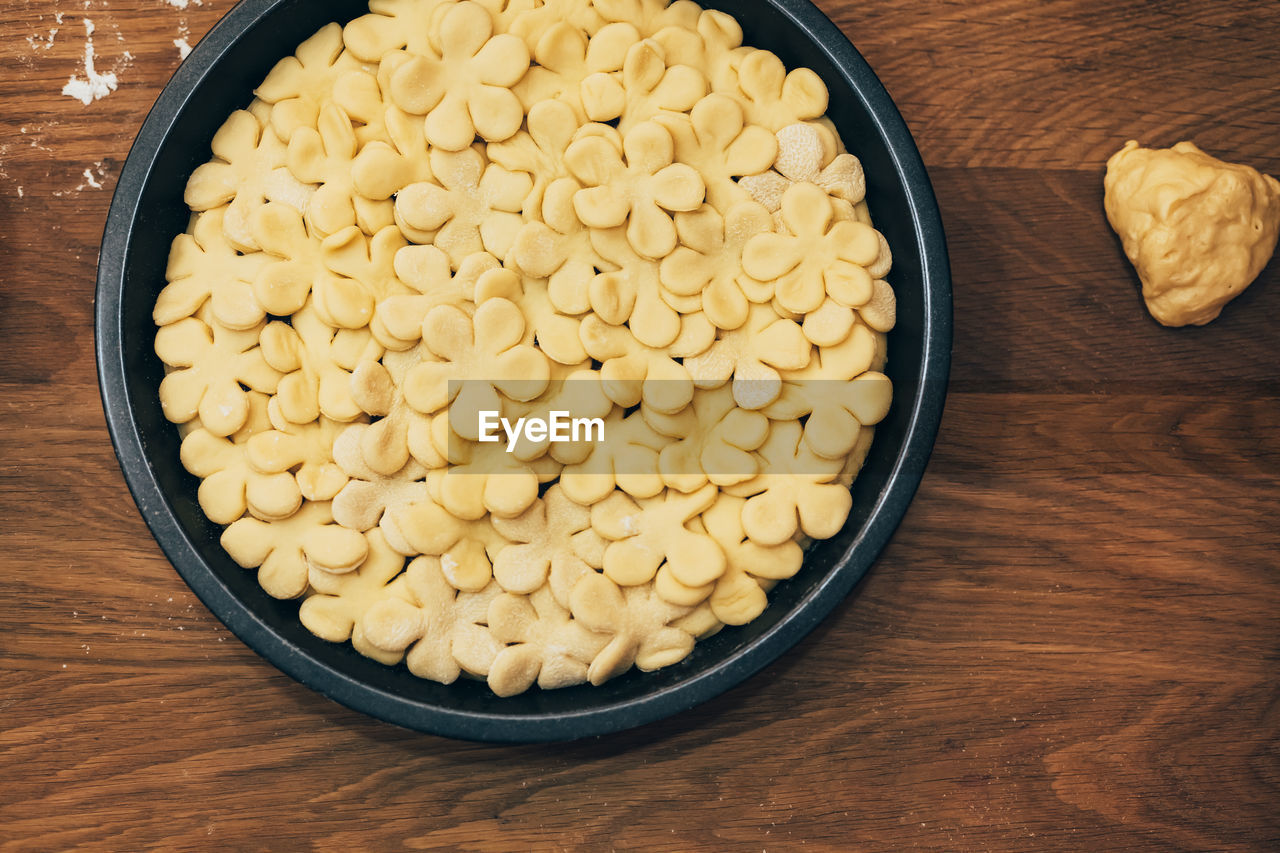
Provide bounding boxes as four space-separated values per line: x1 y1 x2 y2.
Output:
1104 140 1280 327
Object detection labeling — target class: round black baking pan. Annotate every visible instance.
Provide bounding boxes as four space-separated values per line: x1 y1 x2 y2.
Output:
96 0 951 742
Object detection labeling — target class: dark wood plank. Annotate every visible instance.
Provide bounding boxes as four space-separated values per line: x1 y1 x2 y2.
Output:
1 0 1278 850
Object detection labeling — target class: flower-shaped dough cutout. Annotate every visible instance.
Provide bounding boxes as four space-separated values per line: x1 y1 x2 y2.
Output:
179 427 301 525
489 484 601 594
659 201 773 331
284 101 363 239
559 407 670 505
348 345 447 475
249 201 357 324
508 0 607 51
764 370 892 462
595 0 697 40
503 366 613 463
591 484 724 589
183 109 314 252
342 0 443 62
565 120 705 259
316 224 413 333
582 228 684 348
351 103 434 201
569 572 694 685
701 493 802 625
722 48 828 131
859 278 897 333
245 415 349 502
486 99 583 215
357 556 503 682
512 21 638 120
487 586 609 696
579 38 705 132
155 317 281 436
373 249 499 351
742 182 881 314
381 496 508 590
330 422 433 531
656 385 769 493
401 298 549 441
299 528 406 647
470 256 593 367
739 122 866 216
155 208 271 330
387 0 529 150
258 303 377 426
578 314 695 415
653 93 776 210
394 147 530 265
254 23 367 142
437 438 542 520
724 420 851 546
221 500 367 598
683 303 810 410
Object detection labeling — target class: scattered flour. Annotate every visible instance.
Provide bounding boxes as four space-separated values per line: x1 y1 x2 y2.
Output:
61 19 118 105
174 37 191 59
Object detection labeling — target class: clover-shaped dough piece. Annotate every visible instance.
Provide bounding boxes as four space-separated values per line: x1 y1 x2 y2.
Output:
724 420 853 547
512 21 637 121
739 122 866 214
319 224 414 332
299 528 408 645
683 302 810 410
559 406 670 505
155 316 281 436
180 427 302 525
330 422 433 532
578 313 699 415
381 496 508 591
387 0 529 150
1104 140 1280 326
373 249 499 351
508 177 612 310
347 343 449 475
394 147 531 265
245 415 349 502
258 303 378 426
502 366 614 463
357 556 503 683
284 102 366 238
487 99 585 216
155 208 271 330
438 438 543 521
581 37 706 132
221 500 368 598
565 120 705 259
351 100 435 201
254 23 365 142
722 47 828 132
742 182 881 314
569 571 694 685
342 0 443 62
591 484 725 592
658 202 773 331
182 109 314 252
487 586 610 696
489 484 603 596
468 261 594 367
654 93 776 211
249 201 365 326
701 493 803 625
402 298 550 441
508 0 608 51
655 385 769 493
765 322 893 460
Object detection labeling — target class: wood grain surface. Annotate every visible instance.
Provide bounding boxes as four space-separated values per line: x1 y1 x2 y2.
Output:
2 0 1278 850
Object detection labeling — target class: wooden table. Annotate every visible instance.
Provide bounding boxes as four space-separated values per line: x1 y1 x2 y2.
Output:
2 0 1277 849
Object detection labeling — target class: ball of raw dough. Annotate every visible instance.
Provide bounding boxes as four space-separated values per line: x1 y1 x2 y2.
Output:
1103 140 1280 327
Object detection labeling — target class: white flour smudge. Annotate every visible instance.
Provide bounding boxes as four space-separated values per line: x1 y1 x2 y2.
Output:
61 19 119 105
174 37 191 59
